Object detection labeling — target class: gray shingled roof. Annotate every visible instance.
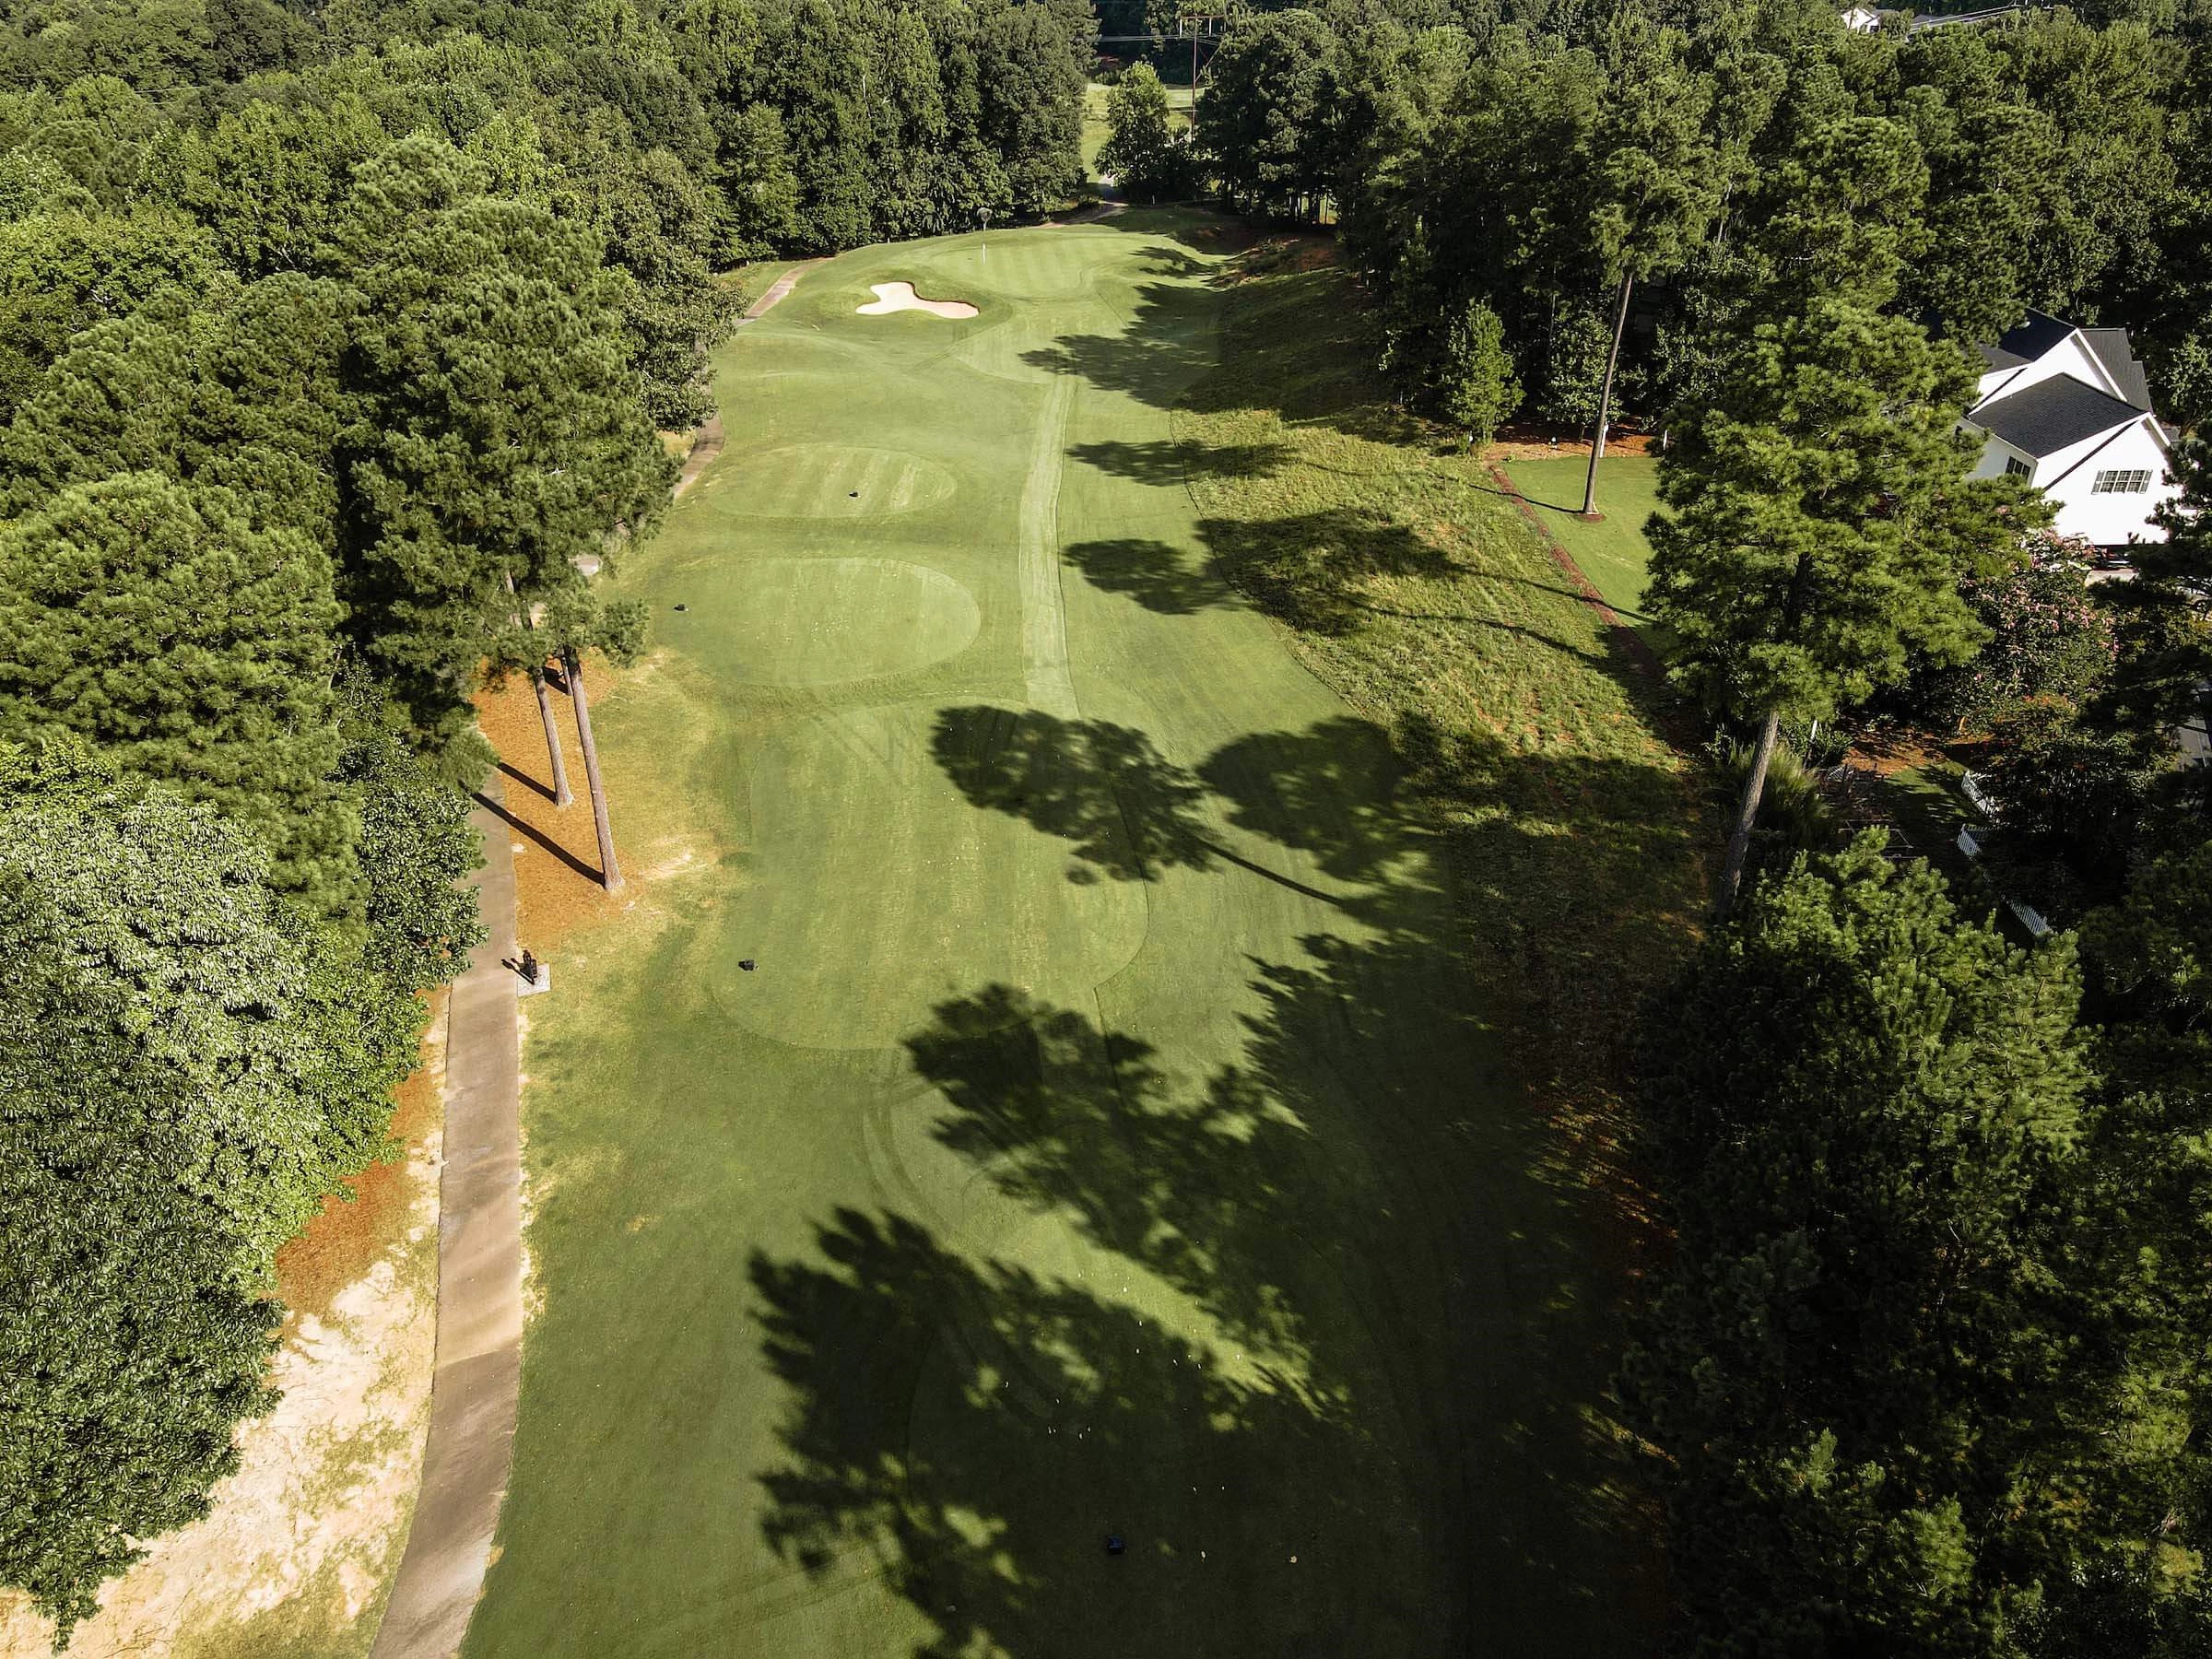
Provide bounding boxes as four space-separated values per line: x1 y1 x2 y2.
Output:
1986 309 2075 368
2079 327 2153 410
1975 308 2156 412
1969 376 2143 458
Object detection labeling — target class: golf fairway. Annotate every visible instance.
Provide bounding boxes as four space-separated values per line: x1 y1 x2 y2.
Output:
464 211 1637 1659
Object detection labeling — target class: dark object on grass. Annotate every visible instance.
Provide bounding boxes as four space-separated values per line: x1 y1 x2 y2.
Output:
1105 1534 1124 1556
674 603 688 612
519 948 540 986
739 959 757 971
849 491 860 498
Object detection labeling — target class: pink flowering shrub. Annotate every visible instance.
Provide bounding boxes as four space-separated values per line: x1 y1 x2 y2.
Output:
1930 558 2117 735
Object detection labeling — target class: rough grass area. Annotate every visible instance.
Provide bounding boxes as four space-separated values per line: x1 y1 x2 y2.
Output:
1175 251 1707 1129
1499 454 1665 630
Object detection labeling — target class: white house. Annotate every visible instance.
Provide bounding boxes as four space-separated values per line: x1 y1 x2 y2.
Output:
1962 310 2182 551
1841 6 1883 30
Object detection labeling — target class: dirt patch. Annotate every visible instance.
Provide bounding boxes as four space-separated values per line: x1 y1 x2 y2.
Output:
0 1025 446 1659
277 995 445 1320
1487 429 1658 462
857 281 979 320
1843 727 1955 778
474 668 636 952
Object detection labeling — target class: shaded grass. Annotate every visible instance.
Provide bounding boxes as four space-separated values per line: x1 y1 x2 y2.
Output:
1174 253 1709 1169
1500 455 1665 630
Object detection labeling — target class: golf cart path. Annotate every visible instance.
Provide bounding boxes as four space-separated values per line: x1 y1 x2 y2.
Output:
369 260 821 1659
674 265 822 501
367 785 523 1659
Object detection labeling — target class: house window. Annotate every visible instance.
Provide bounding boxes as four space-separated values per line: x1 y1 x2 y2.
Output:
2005 455 2032 478
2092 469 2152 494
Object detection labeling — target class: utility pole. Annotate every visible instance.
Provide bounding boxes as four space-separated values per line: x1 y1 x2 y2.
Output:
1175 5 1233 112
1579 273 1635 521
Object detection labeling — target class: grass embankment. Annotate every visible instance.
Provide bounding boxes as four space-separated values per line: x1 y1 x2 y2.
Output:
1500 454 1665 630
721 258 806 314
1175 247 1707 1135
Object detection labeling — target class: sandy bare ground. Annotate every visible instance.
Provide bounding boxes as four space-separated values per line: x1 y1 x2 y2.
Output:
0 1028 446 1659
857 280 978 319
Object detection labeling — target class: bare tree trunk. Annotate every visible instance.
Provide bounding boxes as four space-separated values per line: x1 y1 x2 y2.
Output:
534 671 574 807
1715 706 1782 920
564 646 622 892
504 569 573 807
1580 272 1636 518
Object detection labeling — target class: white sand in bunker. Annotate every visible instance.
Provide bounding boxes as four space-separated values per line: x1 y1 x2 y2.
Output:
856 281 979 319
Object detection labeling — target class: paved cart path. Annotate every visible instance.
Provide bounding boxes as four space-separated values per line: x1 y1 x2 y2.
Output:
367 790 522 1659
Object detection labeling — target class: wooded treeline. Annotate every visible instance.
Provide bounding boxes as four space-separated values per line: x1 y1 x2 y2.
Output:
1150 0 2212 434
0 0 1089 1641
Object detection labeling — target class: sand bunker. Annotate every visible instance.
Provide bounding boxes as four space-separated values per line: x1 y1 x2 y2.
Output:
857 281 978 320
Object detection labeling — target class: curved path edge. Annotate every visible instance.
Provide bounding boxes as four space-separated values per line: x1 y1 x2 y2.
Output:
672 261 822 504
368 783 523 1659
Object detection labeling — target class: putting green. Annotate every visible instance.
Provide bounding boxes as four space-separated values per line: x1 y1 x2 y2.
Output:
676 559 982 688
467 214 1635 1659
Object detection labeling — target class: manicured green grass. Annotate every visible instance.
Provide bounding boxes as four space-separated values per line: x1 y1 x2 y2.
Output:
465 213 1685 1659
1500 454 1665 628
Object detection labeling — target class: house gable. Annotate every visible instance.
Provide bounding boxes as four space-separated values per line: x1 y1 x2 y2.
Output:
2037 418 2178 547
1963 310 2177 549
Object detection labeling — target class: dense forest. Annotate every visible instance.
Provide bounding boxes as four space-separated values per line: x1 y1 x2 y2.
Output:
0 0 1090 1639
1157 0 2212 433
1 0 2207 1654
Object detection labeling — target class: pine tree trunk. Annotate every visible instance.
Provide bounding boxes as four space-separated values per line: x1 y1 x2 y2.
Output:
1580 272 1635 517
505 568 574 808
564 646 622 892
1715 706 1782 920
534 670 574 807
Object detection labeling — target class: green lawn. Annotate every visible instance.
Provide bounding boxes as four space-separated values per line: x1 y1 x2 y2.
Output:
1499 454 1664 629
1081 81 1111 173
465 213 1688 1659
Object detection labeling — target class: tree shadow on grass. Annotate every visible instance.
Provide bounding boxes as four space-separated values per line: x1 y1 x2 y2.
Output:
1197 507 1457 636
1066 438 1290 487
1054 516 1612 668
1021 282 1218 408
929 705 1351 905
1058 536 1231 615
750 1207 1433 1659
929 705 1214 881
751 709 1700 1653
